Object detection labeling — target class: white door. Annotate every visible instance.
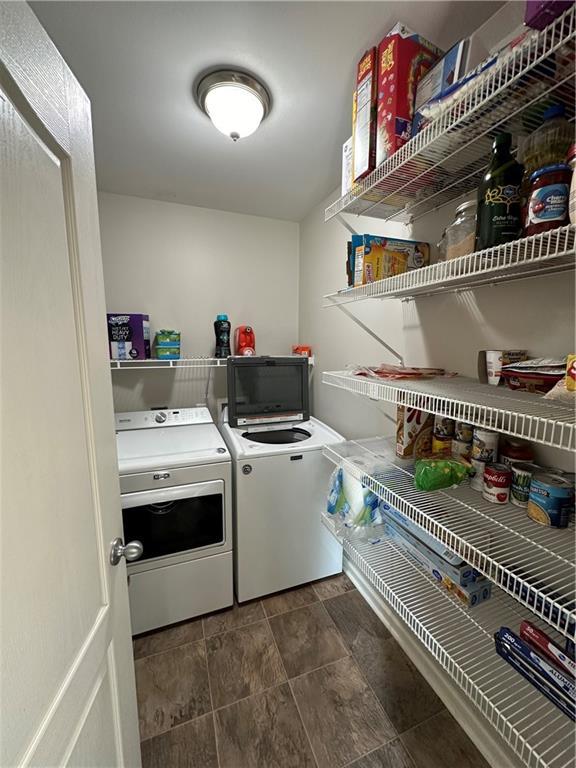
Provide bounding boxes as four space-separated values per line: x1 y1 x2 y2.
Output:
0 4 141 766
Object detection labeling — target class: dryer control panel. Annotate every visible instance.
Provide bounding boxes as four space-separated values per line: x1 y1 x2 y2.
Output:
115 407 213 431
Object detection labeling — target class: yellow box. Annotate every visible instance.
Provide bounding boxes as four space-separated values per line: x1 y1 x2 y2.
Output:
567 354 576 392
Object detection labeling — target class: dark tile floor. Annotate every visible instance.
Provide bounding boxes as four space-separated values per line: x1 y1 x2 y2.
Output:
134 573 490 768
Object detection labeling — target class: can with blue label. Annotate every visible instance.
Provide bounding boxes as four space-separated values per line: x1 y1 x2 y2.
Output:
527 472 574 528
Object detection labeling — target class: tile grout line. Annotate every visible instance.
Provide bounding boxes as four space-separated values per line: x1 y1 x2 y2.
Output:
204 636 222 768
265 614 320 768
133 635 205 662
340 735 403 768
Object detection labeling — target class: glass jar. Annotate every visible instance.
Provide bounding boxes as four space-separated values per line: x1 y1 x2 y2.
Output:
445 201 477 260
436 230 447 262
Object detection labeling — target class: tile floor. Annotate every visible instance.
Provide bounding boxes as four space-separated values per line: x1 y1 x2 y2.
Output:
134 573 490 768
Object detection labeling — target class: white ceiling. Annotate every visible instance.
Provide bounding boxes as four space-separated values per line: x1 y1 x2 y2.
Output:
32 1 502 221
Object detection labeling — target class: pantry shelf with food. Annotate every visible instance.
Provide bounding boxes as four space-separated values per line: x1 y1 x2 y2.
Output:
322 370 576 452
326 5 575 223
324 225 576 304
323 436 575 639
339 532 575 768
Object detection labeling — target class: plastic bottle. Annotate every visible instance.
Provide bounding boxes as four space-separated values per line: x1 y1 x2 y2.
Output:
214 314 231 358
522 104 573 176
475 133 524 251
568 144 576 226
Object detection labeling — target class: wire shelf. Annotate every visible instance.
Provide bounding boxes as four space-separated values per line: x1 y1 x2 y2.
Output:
325 7 575 222
322 372 576 452
324 226 576 304
341 531 575 768
109 357 228 370
324 436 575 639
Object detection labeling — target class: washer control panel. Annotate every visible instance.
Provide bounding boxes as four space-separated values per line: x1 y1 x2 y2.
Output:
115 407 213 430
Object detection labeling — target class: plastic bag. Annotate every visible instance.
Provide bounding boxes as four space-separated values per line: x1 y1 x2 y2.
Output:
326 467 383 539
414 458 470 491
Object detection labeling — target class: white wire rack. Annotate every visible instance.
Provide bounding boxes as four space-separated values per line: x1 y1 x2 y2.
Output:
340 531 575 768
325 7 575 222
109 357 228 370
322 372 576 452
110 356 315 370
324 226 576 305
324 437 575 639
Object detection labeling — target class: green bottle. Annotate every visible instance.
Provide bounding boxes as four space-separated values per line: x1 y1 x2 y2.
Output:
475 133 524 251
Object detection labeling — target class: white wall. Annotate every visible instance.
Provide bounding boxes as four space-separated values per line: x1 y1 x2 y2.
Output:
99 192 299 411
299 189 575 471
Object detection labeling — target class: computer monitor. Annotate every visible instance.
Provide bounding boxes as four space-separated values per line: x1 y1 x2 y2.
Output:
227 356 309 428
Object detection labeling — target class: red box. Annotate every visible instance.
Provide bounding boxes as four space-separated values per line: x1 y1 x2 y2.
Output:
352 48 378 181
376 24 442 166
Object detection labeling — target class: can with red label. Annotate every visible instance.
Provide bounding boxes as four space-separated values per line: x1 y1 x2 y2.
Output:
483 463 512 504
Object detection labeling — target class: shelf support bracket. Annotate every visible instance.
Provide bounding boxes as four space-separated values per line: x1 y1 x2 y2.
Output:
327 297 404 365
335 213 359 236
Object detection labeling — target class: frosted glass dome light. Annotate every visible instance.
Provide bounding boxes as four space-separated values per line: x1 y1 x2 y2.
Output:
197 70 270 141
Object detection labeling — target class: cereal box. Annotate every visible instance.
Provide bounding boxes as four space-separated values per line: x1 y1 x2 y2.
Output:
376 24 442 166
396 405 434 458
353 48 378 181
566 354 576 392
352 235 429 285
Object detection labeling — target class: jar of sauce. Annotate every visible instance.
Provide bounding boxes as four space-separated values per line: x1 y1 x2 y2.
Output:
499 437 535 467
525 163 572 236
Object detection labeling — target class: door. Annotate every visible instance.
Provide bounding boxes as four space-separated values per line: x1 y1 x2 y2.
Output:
0 4 141 767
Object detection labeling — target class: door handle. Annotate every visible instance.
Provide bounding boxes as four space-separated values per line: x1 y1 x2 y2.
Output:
109 537 143 566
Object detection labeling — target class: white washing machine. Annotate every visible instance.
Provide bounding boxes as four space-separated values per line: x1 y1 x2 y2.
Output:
220 409 344 602
116 407 233 634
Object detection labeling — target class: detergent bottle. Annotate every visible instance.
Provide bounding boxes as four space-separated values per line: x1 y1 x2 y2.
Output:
214 314 231 358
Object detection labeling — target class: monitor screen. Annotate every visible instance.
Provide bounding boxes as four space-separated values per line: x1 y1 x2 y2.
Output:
228 357 309 427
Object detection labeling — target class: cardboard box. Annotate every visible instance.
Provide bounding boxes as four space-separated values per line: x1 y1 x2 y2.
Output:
352 235 428 286
107 313 150 360
396 405 434 458
376 24 442 166
341 136 354 196
353 48 378 181
412 40 468 136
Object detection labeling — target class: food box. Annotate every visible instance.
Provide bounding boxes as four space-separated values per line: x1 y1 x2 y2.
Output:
566 354 576 392
525 0 573 30
382 512 483 586
376 23 442 166
341 136 354 196
352 235 429 286
412 39 469 137
396 405 434 459
107 313 151 360
353 48 378 181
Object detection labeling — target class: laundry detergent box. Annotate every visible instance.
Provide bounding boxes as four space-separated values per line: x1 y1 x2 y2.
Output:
107 313 151 360
376 23 443 166
352 48 378 181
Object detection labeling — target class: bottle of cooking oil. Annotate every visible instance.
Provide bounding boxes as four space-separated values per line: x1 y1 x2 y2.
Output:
475 133 524 251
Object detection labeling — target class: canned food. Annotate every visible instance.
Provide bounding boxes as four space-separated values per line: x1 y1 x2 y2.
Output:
527 472 574 528
470 458 486 492
432 434 452 457
510 462 538 508
455 422 474 443
483 463 512 504
472 428 499 463
434 415 455 438
451 439 471 461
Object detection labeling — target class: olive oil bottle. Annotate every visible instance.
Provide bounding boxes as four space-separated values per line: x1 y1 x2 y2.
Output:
475 133 524 251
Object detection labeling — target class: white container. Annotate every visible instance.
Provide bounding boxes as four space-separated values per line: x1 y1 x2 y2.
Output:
470 458 486 492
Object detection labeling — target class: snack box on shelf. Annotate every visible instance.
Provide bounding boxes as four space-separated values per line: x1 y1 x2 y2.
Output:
520 621 576 678
396 405 434 459
353 48 378 181
352 234 409 286
107 313 151 360
494 627 576 721
382 511 484 586
342 135 354 196
375 23 443 167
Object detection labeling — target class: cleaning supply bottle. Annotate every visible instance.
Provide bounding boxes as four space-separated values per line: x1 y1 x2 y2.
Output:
475 133 524 251
214 314 231 358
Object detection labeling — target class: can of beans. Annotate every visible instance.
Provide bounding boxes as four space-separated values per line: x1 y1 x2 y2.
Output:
451 439 471 460
527 472 574 527
470 458 486 492
510 462 538 508
455 422 474 443
432 434 452 457
472 428 499 463
434 415 455 437
483 463 512 504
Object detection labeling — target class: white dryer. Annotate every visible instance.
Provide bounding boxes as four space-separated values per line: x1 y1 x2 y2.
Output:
220 410 344 602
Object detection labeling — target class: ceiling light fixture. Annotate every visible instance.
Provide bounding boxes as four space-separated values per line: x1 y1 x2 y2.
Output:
196 69 271 142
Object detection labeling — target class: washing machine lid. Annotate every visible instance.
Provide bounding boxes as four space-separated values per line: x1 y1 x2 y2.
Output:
220 417 343 459
116 423 230 474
